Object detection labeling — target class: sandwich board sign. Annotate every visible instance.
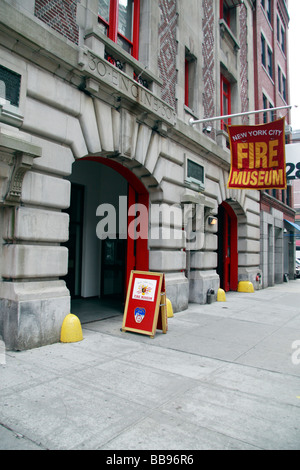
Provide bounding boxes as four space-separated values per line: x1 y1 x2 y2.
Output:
122 271 167 338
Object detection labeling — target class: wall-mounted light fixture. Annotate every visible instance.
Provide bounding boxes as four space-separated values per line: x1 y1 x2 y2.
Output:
203 125 212 134
208 216 217 225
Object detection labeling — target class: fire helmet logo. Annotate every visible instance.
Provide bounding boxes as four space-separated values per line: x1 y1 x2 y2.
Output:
134 307 146 324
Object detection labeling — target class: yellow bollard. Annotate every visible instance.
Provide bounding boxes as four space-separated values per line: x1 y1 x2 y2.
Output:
166 298 174 318
60 314 83 343
217 288 226 302
237 281 254 293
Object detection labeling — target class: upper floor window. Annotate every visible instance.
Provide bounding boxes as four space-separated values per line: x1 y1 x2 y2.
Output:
263 94 275 123
267 46 273 79
0 65 21 107
261 34 266 67
261 33 273 80
185 58 189 107
263 94 268 123
185 50 197 111
221 74 231 130
278 66 286 101
261 0 271 23
220 0 231 27
278 66 282 94
98 0 140 59
0 61 25 127
281 26 286 54
277 16 286 54
282 74 287 102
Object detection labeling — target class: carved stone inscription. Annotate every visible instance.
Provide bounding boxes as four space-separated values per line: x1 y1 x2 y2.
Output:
84 51 176 126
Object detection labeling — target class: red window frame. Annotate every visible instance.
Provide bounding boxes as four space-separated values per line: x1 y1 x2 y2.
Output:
221 74 231 130
185 58 189 107
220 0 230 27
98 0 140 60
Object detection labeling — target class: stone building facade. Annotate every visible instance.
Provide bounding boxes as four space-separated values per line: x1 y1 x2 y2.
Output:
0 0 260 350
253 0 295 287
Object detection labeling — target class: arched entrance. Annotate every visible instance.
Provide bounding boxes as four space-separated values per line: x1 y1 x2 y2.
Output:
63 157 149 322
217 201 238 292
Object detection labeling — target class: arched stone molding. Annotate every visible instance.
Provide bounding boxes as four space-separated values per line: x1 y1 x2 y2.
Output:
215 169 261 288
2 67 190 346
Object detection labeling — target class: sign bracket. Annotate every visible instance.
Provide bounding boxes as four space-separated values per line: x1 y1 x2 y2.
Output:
188 104 296 126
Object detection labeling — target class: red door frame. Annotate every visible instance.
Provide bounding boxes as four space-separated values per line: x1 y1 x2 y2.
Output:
219 201 238 292
82 157 149 290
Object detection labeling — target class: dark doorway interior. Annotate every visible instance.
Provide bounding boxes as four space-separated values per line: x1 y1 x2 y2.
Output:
62 158 149 324
217 201 238 292
101 238 127 300
62 183 84 298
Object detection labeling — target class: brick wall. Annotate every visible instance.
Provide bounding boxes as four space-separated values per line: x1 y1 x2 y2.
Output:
35 0 80 45
202 0 215 127
239 3 249 125
158 0 178 110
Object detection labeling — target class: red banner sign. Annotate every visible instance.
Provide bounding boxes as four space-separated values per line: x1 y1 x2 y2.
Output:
227 118 287 190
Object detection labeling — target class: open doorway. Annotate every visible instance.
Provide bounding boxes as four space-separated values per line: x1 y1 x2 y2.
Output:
62 158 149 323
217 201 238 292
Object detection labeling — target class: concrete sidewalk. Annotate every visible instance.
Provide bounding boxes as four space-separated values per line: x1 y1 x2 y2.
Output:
1 280 300 450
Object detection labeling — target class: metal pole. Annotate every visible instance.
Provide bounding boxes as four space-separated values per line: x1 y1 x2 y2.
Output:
188 104 297 126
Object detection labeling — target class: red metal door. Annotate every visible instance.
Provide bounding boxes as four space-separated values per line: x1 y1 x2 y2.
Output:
218 202 238 292
223 208 231 291
126 184 149 290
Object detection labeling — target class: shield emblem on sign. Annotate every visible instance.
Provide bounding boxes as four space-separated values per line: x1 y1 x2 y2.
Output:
134 307 146 324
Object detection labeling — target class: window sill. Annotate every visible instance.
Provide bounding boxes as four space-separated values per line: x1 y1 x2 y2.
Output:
0 99 24 127
262 65 274 85
184 105 198 119
219 20 240 53
216 128 230 151
84 28 163 92
279 94 287 105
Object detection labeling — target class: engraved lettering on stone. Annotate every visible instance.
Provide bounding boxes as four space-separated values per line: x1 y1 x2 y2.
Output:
85 51 175 125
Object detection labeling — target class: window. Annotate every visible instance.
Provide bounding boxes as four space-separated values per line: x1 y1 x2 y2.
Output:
98 0 140 59
277 15 286 54
267 46 273 79
278 66 287 101
185 51 197 111
266 0 271 22
262 94 275 123
281 26 285 54
185 58 189 107
0 61 25 127
261 34 266 68
0 65 21 107
282 75 287 101
262 33 273 80
262 0 271 23
185 157 205 190
278 66 282 94
263 94 268 123
221 74 231 130
269 103 275 122
220 0 230 27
